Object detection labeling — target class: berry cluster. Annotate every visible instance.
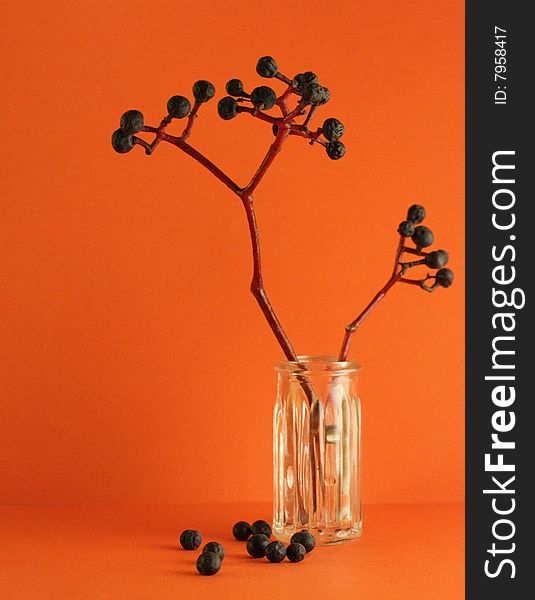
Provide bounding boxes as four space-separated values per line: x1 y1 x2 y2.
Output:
111 56 454 384
339 203 455 359
236 520 315 564
111 78 219 157
179 520 316 575
396 204 455 292
179 528 225 576
218 56 346 160
111 56 347 162
111 56 346 164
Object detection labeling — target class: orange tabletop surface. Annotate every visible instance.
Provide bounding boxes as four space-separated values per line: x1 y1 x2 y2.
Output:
0 502 463 599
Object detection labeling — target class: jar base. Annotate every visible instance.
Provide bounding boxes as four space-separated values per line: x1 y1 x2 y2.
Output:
272 523 362 546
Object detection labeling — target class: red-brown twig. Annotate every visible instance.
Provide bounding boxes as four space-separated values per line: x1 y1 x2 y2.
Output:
338 237 406 361
132 87 325 518
181 101 201 140
289 126 326 146
139 110 298 366
338 235 443 360
237 105 280 124
276 84 295 117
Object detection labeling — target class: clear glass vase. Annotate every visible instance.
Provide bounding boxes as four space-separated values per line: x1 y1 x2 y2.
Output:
273 355 362 545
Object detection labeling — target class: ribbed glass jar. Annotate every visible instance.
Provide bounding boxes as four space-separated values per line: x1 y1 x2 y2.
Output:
273 356 362 545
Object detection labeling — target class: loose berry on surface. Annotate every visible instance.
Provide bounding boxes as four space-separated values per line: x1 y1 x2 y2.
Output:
326 140 346 160
167 95 191 119
398 220 415 237
290 531 316 553
232 521 252 541
196 551 221 576
179 529 202 550
322 118 344 141
246 534 270 558
250 86 277 110
425 250 449 269
286 542 306 563
218 97 238 120
251 519 272 537
256 56 278 78
411 226 434 249
111 129 134 154
120 110 144 135
407 204 426 224
265 541 287 563
192 80 215 103
203 541 225 561
436 267 454 288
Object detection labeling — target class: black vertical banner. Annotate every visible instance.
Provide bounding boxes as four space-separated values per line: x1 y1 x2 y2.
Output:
466 2 531 598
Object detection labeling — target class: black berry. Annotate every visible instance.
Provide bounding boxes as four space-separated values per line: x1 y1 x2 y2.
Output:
256 56 278 78
251 519 272 537
250 86 277 110
411 226 434 248
407 204 426 224
398 220 415 237
265 541 286 563
167 95 191 119
196 551 221 576
286 542 306 563
203 542 224 561
120 110 144 135
290 531 316 553
111 129 134 154
293 71 318 94
322 118 344 141
232 521 252 541
192 80 215 103
246 534 270 558
436 268 454 288
302 83 330 106
226 79 245 97
218 97 238 120
179 529 202 550
425 250 449 269
326 140 346 160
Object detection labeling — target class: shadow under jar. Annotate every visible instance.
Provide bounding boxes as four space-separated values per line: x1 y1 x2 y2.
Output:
273 356 362 545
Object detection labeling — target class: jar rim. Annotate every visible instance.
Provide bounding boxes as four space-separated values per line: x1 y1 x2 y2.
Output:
275 354 361 374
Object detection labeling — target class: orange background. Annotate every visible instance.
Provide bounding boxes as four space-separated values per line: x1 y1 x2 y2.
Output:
1 0 464 510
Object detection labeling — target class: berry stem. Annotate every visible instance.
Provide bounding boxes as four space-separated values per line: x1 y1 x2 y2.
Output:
400 276 438 293
392 237 404 275
181 101 201 140
133 137 151 154
302 106 317 129
284 100 307 122
401 258 426 269
402 246 429 257
338 273 402 361
160 132 241 194
275 72 293 86
276 85 294 117
289 126 326 146
242 125 289 194
237 106 279 124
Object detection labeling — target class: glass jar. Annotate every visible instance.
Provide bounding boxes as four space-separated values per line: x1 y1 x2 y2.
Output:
273 355 362 545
